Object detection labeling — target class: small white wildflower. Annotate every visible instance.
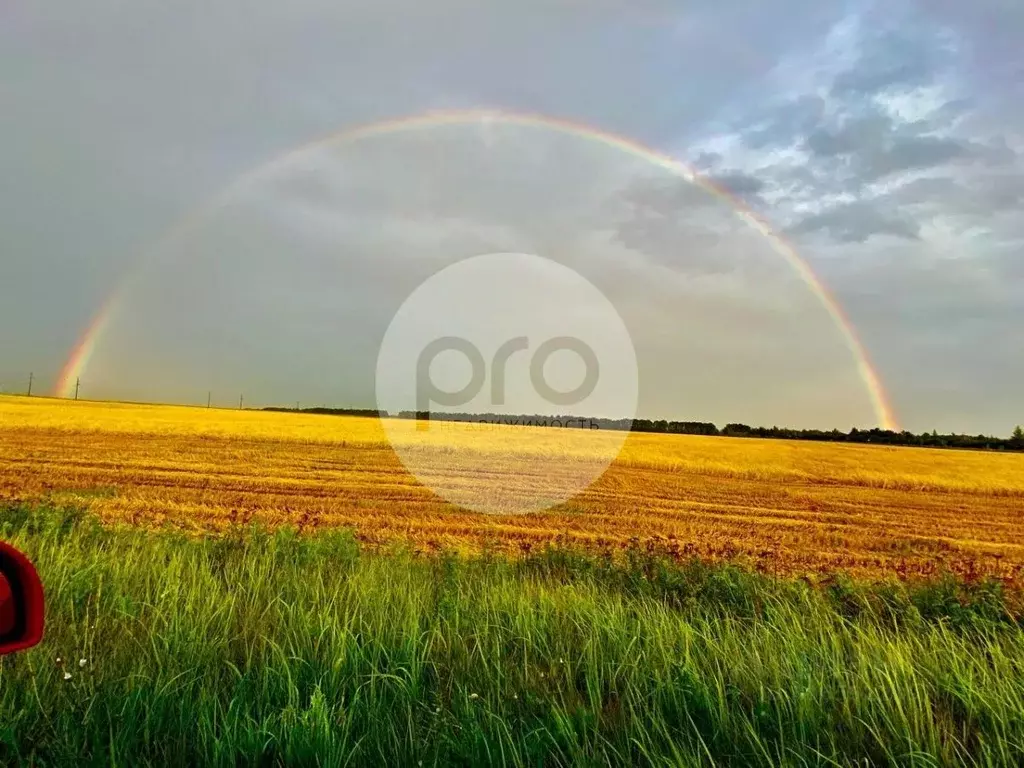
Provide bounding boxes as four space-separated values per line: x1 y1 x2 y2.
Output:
63 672 72 681
79 658 88 668
56 657 62 664
469 693 479 700
512 694 518 700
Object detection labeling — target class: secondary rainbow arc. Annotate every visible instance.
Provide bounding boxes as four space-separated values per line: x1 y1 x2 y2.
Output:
55 108 899 430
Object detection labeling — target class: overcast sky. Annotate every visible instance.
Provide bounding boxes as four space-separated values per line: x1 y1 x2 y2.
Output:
1 0 1021 435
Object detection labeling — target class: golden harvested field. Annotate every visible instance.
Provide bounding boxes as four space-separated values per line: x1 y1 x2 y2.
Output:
2 395 1023 582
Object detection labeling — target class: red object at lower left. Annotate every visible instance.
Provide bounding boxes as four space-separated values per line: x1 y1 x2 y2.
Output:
0 541 45 654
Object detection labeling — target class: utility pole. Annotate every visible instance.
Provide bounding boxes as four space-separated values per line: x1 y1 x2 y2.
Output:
239 394 244 410
74 378 80 401
207 391 211 409
27 372 33 397
296 401 300 411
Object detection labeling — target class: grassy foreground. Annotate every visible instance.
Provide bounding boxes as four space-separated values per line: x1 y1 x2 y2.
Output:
1 506 1023 767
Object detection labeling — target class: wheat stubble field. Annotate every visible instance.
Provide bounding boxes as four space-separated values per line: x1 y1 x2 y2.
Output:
5 394 1024 766
2 395 1023 582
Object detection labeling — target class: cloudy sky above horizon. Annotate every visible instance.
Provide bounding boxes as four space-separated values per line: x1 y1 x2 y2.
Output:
1 0 1021 434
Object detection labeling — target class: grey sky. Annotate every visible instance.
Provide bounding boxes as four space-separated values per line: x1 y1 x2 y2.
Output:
1 0 1021 434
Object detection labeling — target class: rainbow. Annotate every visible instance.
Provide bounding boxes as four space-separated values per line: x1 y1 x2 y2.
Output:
55 108 899 430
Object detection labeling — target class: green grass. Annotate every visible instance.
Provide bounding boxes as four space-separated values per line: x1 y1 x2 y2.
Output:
1 504 1023 767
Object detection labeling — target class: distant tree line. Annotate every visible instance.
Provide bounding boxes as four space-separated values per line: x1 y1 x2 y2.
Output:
263 406 387 418
715 423 1024 452
264 406 1024 453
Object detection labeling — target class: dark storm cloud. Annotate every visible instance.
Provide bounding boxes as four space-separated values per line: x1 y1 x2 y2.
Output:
706 171 766 198
862 134 974 178
828 27 944 98
887 169 1024 219
605 174 773 277
744 96 827 151
790 200 921 243
802 108 1004 185
803 112 895 159
691 151 722 170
